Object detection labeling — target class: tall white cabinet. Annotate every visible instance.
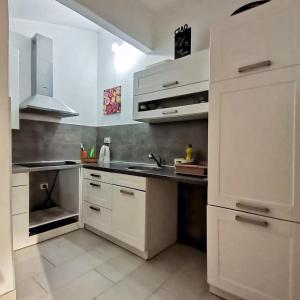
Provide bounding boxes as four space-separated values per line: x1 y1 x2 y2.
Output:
208 1 300 300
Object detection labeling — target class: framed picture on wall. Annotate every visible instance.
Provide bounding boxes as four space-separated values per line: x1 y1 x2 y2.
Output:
103 86 121 115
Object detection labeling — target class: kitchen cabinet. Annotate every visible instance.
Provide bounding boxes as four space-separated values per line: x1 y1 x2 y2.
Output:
209 65 300 223
207 206 300 300
9 47 20 130
133 49 209 123
82 169 178 259
210 0 300 83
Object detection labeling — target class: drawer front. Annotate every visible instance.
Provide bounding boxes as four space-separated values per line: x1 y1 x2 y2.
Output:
112 186 146 251
207 206 300 300
11 173 29 187
83 179 112 209
12 214 29 251
113 173 146 191
210 2 300 82
83 201 111 235
11 186 29 215
134 50 209 96
83 168 112 184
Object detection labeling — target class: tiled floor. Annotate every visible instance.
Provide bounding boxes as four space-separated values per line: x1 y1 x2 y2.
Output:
14 229 220 300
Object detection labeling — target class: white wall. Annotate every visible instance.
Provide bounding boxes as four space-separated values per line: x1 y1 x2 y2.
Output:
97 29 169 126
10 18 99 126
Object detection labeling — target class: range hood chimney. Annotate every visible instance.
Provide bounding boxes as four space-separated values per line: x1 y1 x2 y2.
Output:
20 34 79 118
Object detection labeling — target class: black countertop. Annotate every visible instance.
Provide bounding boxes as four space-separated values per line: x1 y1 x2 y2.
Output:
83 162 208 186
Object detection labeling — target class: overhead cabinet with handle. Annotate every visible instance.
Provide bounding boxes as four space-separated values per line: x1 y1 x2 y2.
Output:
133 49 209 123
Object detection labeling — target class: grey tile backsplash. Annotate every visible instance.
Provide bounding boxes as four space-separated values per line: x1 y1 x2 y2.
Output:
12 119 208 166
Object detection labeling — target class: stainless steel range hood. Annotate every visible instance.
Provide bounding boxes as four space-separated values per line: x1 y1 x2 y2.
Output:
20 34 79 118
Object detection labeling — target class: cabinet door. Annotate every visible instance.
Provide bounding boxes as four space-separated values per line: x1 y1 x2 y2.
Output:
11 186 29 215
210 1 300 82
134 50 209 96
209 66 300 222
9 47 20 130
207 206 300 300
12 214 29 251
112 186 146 251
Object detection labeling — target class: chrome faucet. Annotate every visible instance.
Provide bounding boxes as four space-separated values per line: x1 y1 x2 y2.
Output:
148 153 162 168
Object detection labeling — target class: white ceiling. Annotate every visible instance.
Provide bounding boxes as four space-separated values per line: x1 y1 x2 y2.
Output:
139 0 180 12
9 0 101 31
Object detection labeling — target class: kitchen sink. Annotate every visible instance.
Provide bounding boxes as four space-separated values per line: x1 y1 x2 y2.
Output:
127 165 162 172
17 161 78 168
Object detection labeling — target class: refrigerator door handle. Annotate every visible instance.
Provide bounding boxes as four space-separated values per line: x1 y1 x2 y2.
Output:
235 215 269 227
236 202 269 214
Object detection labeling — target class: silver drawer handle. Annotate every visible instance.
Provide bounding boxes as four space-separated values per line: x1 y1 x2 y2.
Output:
235 215 268 227
90 183 101 188
89 205 100 212
162 109 178 115
120 189 134 196
90 174 101 178
162 81 179 88
236 202 269 213
238 60 272 73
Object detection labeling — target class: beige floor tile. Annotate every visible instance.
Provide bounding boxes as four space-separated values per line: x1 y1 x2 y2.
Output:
34 250 108 292
148 288 182 300
200 291 223 300
93 239 127 258
16 278 47 300
37 236 86 266
39 270 113 300
163 260 208 300
15 254 54 283
63 229 106 251
14 245 44 265
95 251 144 282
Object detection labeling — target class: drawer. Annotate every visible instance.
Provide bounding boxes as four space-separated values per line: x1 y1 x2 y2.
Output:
83 168 112 184
134 50 209 96
11 173 29 187
12 213 29 251
210 1 300 82
83 179 112 209
83 201 111 235
113 173 146 191
11 186 29 215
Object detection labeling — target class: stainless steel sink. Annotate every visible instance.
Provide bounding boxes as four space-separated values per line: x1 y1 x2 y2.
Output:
127 165 162 172
17 161 78 168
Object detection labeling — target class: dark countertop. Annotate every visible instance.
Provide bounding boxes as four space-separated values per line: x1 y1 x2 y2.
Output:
83 162 208 186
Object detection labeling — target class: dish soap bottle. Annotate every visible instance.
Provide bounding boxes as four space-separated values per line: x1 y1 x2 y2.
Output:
186 144 193 161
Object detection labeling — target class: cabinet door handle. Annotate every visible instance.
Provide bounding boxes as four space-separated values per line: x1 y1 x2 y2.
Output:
162 109 178 115
238 60 272 73
162 81 179 88
235 215 268 227
90 174 101 178
120 189 134 196
89 205 101 212
236 202 269 213
90 183 101 188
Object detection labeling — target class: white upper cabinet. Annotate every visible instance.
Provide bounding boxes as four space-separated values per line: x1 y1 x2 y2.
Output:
207 206 300 300
210 0 300 83
9 47 20 130
133 50 209 123
208 65 300 222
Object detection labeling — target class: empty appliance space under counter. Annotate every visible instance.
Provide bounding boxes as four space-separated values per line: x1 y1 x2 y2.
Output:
11 164 81 250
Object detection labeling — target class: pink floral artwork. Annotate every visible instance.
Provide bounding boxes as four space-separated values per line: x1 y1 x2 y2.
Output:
103 86 121 115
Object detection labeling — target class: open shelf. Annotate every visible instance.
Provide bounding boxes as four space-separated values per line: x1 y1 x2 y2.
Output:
29 206 79 229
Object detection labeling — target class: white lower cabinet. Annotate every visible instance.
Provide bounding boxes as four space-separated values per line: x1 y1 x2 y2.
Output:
207 206 300 300
12 214 29 251
112 186 146 251
82 169 178 259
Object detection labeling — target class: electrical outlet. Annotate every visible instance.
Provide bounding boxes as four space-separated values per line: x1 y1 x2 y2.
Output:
104 137 111 144
40 183 48 190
